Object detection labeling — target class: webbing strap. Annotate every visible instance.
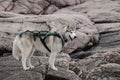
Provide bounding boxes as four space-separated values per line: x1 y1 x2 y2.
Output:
19 32 25 38
39 35 51 52
19 30 66 52
38 32 64 52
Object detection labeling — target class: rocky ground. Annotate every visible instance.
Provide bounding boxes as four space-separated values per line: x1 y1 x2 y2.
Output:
0 0 120 80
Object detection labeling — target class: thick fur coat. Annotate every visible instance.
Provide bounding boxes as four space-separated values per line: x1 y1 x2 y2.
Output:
12 26 76 70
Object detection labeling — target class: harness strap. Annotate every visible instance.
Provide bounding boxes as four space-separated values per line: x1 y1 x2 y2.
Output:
19 32 25 38
38 32 64 52
39 35 51 52
19 30 66 52
19 30 33 38
62 34 68 42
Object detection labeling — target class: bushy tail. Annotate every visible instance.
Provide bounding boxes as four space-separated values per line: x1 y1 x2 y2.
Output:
12 40 21 61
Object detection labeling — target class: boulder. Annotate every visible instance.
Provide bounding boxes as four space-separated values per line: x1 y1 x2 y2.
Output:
48 0 85 7
0 55 81 80
62 0 120 58
87 10 120 23
69 50 120 80
0 11 99 55
34 53 71 70
46 68 80 80
86 63 120 80
61 0 120 23
0 0 85 15
91 23 120 51
4 71 43 80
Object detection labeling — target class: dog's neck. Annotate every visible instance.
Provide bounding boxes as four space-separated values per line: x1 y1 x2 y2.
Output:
61 34 68 42
60 31 74 43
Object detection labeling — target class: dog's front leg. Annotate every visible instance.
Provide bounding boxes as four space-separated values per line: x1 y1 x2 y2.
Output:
49 52 58 70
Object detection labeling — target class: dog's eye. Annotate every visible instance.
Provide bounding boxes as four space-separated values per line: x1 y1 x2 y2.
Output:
66 30 73 33
70 31 73 33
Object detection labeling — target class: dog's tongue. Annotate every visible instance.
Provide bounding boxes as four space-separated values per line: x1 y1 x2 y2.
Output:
71 39 77 45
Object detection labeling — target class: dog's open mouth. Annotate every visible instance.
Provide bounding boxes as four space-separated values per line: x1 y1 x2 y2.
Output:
71 39 77 45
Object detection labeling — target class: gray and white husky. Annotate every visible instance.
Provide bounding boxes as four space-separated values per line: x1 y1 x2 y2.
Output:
12 26 77 70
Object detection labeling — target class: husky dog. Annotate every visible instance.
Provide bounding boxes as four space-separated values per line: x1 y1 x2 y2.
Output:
12 26 77 70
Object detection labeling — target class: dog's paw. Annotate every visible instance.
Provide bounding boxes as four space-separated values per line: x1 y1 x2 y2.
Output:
23 67 30 70
53 67 58 71
51 66 58 71
30 65 35 69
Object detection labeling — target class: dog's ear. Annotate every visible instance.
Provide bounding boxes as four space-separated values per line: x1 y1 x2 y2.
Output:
58 25 69 34
74 27 77 32
63 26 67 32
63 25 69 32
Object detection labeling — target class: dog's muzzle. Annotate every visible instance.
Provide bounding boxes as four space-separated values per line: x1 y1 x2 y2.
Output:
74 36 77 39
69 35 77 41
73 36 77 40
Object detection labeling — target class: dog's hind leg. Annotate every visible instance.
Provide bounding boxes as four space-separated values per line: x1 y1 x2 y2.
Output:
27 47 35 69
49 52 58 70
21 44 33 70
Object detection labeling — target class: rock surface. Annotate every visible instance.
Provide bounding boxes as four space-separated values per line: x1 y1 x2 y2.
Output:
0 0 120 80
0 0 85 15
0 53 81 80
0 11 99 54
70 51 120 80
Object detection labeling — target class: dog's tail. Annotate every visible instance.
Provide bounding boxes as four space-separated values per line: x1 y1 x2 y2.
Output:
12 37 21 61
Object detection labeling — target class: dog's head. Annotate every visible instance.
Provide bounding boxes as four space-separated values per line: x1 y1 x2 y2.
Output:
63 26 77 40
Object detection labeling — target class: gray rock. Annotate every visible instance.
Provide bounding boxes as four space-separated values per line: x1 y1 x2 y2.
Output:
0 0 85 15
86 63 120 80
4 71 43 80
61 0 120 23
33 53 71 70
92 23 120 51
46 68 81 80
48 0 85 7
70 21 120 59
0 0 50 14
69 51 120 80
1 0 120 80
0 55 80 80
0 11 99 54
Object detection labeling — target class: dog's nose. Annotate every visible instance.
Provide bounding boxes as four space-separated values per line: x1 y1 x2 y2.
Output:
74 36 77 38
